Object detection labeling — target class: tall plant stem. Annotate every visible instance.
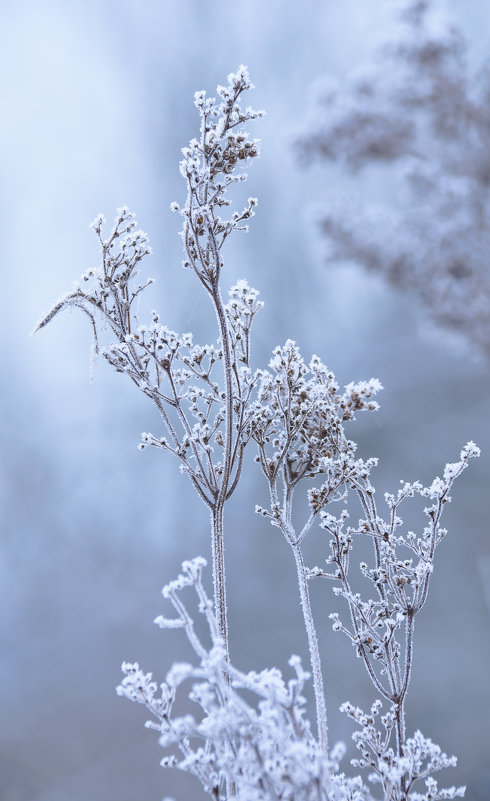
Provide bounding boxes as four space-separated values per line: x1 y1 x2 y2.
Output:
292 543 329 758
211 285 236 801
209 284 234 659
211 503 229 659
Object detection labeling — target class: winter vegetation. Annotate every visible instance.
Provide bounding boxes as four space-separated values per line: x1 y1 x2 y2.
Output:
294 0 490 358
36 66 479 800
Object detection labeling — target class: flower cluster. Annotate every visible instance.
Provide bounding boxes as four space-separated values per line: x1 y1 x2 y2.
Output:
172 65 264 290
252 340 381 494
341 702 464 801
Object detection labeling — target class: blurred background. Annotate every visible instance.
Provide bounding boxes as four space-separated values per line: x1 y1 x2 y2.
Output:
1 0 489 799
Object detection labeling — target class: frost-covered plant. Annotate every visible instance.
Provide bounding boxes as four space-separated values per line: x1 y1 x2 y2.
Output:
117 557 367 801
37 66 478 800
252 341 382 758
293 0 490 357
35 66 264 659
320 443 477 801
251 339 477 800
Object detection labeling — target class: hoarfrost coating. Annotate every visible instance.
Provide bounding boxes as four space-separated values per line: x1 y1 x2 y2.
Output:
38 66 478 801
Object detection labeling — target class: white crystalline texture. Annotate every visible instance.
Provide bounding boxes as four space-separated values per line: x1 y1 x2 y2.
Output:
36 59 479 801
117 558 374 800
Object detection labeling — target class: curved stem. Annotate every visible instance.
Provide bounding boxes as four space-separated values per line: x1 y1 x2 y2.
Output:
292 543 329 758
212 288 234 506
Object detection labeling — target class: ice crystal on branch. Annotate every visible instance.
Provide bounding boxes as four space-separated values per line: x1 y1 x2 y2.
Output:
294 0 490 357
341 700 465 801
117 558 372 801
34 206 153 350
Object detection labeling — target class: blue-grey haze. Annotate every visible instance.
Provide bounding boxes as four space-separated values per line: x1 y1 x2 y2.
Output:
1 1 489 799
